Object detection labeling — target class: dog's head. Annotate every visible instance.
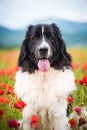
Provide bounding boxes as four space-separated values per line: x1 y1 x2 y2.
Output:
18 23 71 73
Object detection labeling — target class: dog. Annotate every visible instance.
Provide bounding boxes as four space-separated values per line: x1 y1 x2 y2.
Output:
14 23 76 130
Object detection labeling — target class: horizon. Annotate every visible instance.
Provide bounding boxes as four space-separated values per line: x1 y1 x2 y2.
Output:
0 17 87 30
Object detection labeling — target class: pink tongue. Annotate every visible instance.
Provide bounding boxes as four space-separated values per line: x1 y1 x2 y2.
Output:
38 59 50 72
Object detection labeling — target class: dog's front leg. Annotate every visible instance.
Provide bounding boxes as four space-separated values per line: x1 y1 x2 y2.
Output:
49 99 69 130
22 105 35 130
49 115 69 130
53 116 69 130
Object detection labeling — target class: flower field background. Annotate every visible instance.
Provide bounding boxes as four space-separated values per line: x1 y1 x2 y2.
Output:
0 48 87 130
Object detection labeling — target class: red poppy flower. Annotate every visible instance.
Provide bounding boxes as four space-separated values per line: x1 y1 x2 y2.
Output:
31 122 39 129
15 66 20 71
72 62 79 70
0 90 4 95
66 96 73 103
31 115 39 123
75 79 78 84
0 83 6 88
0 70 5 76
73 106 82 115
79 117 86 126
68 118 77 128
0 109 4 117
0 96 10 104
8 119 20 128
79 76 87 86
6 85 14 95
82 63 87 72
14 100 26 109
31 115 39 129
5 68 15 76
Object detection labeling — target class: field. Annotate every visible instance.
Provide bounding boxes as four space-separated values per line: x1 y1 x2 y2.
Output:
0 48 87 130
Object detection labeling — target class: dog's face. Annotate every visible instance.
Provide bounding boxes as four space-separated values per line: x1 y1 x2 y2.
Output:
27 24 60 71
18 23 71 73
28 24 56 61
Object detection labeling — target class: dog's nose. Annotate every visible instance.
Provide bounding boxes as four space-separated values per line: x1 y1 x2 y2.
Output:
39 47 48 55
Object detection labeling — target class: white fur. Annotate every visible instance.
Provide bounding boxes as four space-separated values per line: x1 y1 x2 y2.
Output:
14 68 75 130
39 26 51 58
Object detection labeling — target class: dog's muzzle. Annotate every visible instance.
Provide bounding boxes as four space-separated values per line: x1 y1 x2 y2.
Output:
35 44 51 72
38 46 48 59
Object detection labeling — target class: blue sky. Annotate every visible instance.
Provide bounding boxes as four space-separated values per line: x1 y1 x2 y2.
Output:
0 0 87 29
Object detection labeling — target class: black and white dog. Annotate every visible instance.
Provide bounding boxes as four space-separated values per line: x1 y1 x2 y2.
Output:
14 23 75 130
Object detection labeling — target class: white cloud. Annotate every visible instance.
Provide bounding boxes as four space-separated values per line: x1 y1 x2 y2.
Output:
0 0 87 29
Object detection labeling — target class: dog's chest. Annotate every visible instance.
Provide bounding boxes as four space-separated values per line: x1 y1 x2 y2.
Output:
14 68 75 111
22 70 59 108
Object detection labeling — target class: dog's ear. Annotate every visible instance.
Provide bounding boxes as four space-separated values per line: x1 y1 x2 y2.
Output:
18 25 32 66
51 23 71 65
51 23 66 54
18 39 27 66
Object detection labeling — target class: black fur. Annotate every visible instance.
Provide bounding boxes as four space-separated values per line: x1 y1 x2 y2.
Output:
18 23 71 73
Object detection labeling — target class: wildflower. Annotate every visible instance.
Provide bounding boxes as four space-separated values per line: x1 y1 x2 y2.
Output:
74 106 82 115
66 96 73 103
0 96 10 104
0 82 6 88
5 68 15 76
0 90 4 95
82 63 87 72
31 115 39 122
31 115 39 129
6 85 14 95
14 100 26 109
79 117 86 126
0 70 5 76
75 79 78 84
68 118 77 128
79 76 87 86
31 122 39 129
15 66 20 71
0 109 4 117
72 62 79 70
8 119 20 129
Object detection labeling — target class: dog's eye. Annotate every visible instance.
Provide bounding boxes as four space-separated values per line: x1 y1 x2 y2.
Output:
36 33 41 38
49 36 54 40
49 35 55 41
46 33 55 41
31 36 36 40
31 33 41 40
